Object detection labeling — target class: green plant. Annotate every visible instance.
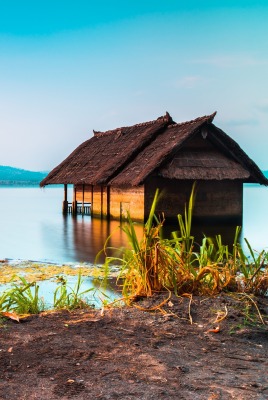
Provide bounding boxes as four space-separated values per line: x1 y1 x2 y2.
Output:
118 189 165 298
104 187 199 299
0 290 11 312
100 184 268 302
1 277 45 314
53 270 95 310
172 183 196 266
231 235 268 294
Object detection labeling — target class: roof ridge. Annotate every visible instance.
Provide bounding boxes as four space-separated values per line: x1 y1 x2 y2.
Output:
93 112 173 137
167 111 217 129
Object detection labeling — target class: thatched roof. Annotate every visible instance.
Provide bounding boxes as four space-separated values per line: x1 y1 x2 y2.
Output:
40 112 268 187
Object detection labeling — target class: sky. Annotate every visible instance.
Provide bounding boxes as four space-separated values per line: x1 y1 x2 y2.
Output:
1 0 268 171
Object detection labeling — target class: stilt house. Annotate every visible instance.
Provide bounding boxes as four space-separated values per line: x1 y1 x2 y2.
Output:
40 112 268 224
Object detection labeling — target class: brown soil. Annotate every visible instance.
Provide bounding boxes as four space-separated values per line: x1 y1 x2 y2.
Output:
0 293 268 400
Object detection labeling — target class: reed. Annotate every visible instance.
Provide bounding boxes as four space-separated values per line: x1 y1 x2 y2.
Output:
104 184 268 301
118 189 165 298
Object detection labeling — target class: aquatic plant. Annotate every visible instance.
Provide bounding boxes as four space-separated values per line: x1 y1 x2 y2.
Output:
0 276 45 314
0 263 102 285
0 290 11 313
102 184 268 302
53 269 95 310
0 271 100 315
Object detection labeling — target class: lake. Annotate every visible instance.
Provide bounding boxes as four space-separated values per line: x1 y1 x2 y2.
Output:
0 185 267 265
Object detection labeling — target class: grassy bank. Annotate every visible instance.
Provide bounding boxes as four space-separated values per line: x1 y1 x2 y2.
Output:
102 186 268 302
0 185 267 323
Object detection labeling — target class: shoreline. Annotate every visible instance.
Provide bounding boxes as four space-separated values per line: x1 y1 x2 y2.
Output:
0 259 120 285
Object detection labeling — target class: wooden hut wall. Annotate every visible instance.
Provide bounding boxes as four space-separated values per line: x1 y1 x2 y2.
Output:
75 184 93 203
109 186 145 221
74 184 107 217
74 184 144 220
91 186 108 217
145 177 243 224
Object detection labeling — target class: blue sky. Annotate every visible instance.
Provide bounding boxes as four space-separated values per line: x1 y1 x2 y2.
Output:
1 1 268 171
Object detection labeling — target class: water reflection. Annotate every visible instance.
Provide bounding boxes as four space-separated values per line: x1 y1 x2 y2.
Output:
0 185 267 264
63 215 144 264
67 214 240 264
163 222 239 249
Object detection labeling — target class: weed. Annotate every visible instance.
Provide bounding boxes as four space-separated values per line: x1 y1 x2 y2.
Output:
53 269 95 310
0 270 99 315
1 276 45 314
101 184 268 302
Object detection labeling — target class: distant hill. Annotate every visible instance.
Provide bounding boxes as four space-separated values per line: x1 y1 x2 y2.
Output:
0 165 48 186
0 165 267 186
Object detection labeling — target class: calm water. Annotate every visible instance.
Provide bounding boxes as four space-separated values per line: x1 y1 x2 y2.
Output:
0 186 144 264
0 185 267 264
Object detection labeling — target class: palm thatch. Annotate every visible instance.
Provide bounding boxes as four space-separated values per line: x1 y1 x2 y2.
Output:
40 111 268 187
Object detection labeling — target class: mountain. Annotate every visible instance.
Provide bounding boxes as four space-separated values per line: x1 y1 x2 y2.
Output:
0 165 48 185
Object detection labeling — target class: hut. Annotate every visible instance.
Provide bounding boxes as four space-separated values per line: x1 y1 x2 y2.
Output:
40 112 268 224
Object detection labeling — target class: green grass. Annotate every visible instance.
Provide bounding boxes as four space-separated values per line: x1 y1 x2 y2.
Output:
53 270 95 310
0 276 45 314
0 270 101 316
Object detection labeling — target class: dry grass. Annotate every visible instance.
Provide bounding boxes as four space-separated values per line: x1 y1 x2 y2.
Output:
103 186 268 303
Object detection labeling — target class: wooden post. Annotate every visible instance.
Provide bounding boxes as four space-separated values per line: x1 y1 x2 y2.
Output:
107 186 110 220
72 185 77 215
91 185 94 217
101 186 103 219
62 184 68 214
82 184 85 215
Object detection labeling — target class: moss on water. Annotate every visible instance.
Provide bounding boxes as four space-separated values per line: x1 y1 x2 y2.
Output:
0 261 119 285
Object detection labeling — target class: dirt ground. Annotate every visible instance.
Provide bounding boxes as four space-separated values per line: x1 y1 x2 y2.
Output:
0 293 268 400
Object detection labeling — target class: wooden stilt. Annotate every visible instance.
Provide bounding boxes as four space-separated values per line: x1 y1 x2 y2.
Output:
101 186 103 219
107 186 110 220
62 184 68 214
72 185 77 215
82 184 85 215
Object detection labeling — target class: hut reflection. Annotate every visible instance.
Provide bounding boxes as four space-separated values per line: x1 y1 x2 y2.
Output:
62 214 240 265
63 215 144 264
